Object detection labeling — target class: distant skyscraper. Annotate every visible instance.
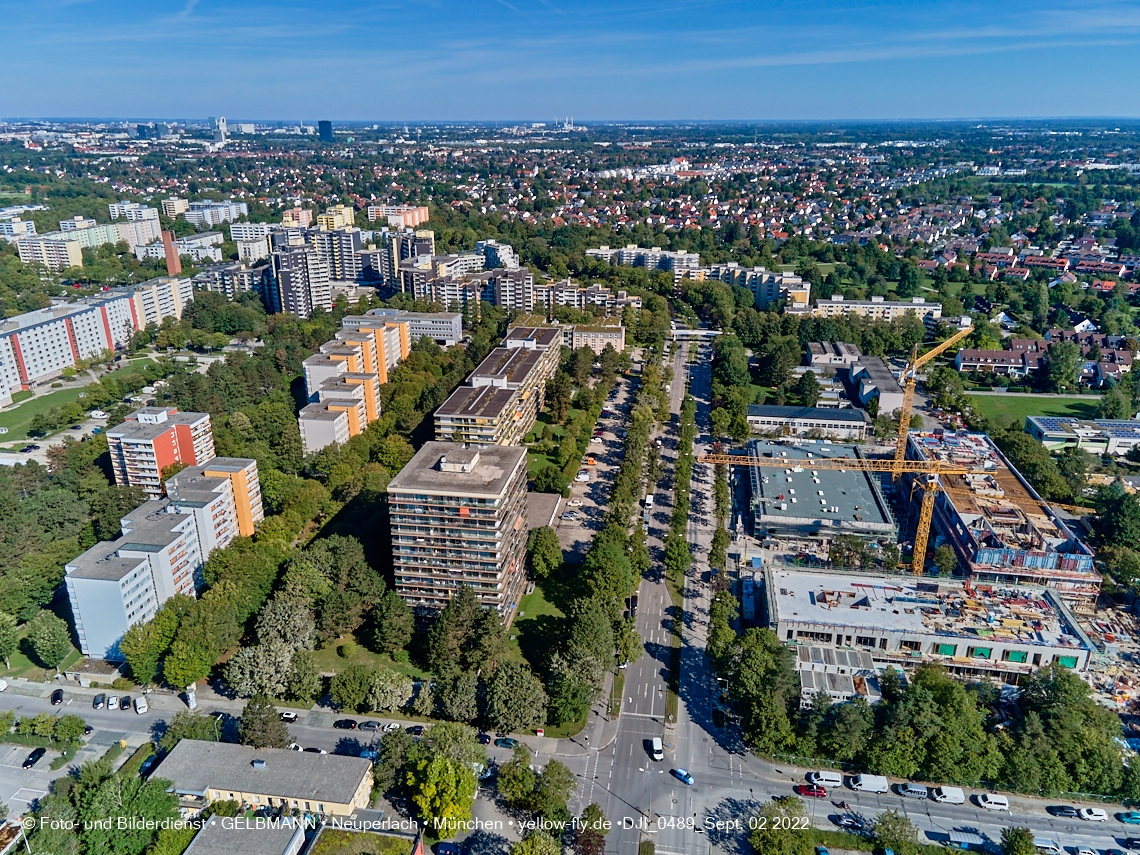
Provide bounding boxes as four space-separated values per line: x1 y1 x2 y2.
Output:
318 120 333 141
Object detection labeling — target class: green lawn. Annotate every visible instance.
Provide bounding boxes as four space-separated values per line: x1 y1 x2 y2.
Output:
2 625 82 682
309 636 428 681
509 582 565 667
969 394 1100 429
0 386 88 440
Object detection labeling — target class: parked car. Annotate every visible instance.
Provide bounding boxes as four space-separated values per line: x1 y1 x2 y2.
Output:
1048 806 1080 818
566 500 584 507
477 733 491 744
1078 808 1108 822
494 737 519 749
1075 848 1097 855
22 747 46 769
120 695 132 712
358 721 380 731
280 712 299 723
382 723 401 733
978 794 1009 812
51 689 64 706
561 512 579 521
92 693 106 709
334 719 357 730
794 785 827 799
107 695 118 710
407 725 425 736
1118 812 1140 824
672 768 695 786
833 816 863 831
303 747 327 754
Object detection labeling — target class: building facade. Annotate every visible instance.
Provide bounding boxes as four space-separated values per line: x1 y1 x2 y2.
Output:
812 294 943 324
107 407 216 498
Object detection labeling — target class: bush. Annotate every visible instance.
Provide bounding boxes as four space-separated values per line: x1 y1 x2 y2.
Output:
338 642 356 659
392 650 409 663
112 677 134 690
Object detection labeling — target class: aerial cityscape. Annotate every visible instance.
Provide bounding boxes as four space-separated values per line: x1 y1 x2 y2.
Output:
2 4 1140 855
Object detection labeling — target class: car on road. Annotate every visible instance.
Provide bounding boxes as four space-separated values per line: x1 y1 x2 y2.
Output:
22 747 46 769
120 695 132 712
1079 807 1108 822
50 689 64 705
107 695 118 710
566 500 584 507
477 733 491 744
93 693 106 709
794 785 827 799
303 747 328 754
1119 812 1140 824
815 848 828 855
1075 848 1096 855
978 793 1009 811
1106 849 1128 855
288 743 302 751
1048 806 1080 818
832 816 863 831
561 512 579 521
672 768 695 786
590 437 603 443
408 725 425 737
382 723 401 733
494 737 519 749
358 721 379 731
280 712 298 723
334 719 357 730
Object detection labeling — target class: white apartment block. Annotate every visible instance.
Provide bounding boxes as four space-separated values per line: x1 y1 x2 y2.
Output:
109 201 159 223
366 204 429 228
59 215 97 231
586 243 701 273
15 237 82 270
476 239 520 270
0 218 36 241
184 200 249 227
812 294 943 325
237 237 270 262
229 222 274 241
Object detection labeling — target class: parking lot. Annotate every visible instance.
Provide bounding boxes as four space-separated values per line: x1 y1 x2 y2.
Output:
0 740 107 816
554 369 639 562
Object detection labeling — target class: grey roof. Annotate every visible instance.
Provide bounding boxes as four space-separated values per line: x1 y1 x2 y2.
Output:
852 356 899 387
157 740 371 805
66 550 147 582
299 403 348 422
747 405 870 424
436 385 516 419
388 441 526 498
185 819 304 855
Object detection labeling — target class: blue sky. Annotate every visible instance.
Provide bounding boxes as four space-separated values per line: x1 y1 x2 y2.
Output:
2 0 1139 120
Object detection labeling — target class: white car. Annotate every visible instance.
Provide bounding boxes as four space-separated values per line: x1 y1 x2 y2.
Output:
566 500 584 507
107 696 119 710
1075 848 1096 855
1078 807 1108 822
590 436 603 443
382 722 401 733
575 474 589 483
288 743 302 751
978 793 1009 812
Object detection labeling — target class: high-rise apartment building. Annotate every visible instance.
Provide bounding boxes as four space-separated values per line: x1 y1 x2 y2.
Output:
183 200 248 227
229 222 273 241
476 239 520 270
312 227 363 280
318 120 333 141
316 204 355 231
166 457 264 543
388 443 528 621
108 201 160 223
14 236 83 270
162 198 189 218
107 407 216 498
270 244 331 318
366 205 429 228
282 207 313 228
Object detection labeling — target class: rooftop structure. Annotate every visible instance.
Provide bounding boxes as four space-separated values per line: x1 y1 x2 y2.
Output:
764 567 1096 681
808 341 863 367
747 440 896 543
183 818 305 855
1026 416 1140 457
157 740 373 818
906 431 1100 609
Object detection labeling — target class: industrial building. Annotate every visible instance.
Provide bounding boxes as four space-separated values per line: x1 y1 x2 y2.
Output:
387 443 529 620
906 431 1100 609
763 568 1097 682
746 405 870 440
747 441 897 543
1025 416 1140 457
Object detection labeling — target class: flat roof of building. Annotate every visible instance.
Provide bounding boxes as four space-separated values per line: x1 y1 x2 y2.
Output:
164 467 227 506
66 549 147 582
853 356 900 386
470 346 545 386
1028 416 1140 439
184 819 304 855
107 411 208 442
767 568 1092 651
200 457 255 475
298 403 347 422
749 440 894 532
157 739 371 804
436 384 517 420
747 405 870 424
118 501 194 553
388 441 526 499
503 326 562 347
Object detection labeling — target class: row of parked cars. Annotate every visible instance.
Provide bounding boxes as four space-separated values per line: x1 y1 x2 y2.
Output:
92 692 147 714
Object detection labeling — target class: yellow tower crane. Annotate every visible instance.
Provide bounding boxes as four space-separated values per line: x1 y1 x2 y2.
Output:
891 325 975 480
697 452 971 571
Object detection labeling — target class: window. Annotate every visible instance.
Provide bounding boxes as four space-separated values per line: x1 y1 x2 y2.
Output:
1056 655 1078 668
797 630 832 643
936 643 957 656
1002 650 1027 663
901 640 921 652
968 647 991 659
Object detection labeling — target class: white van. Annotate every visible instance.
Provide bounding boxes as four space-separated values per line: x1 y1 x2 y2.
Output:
809 771 843 788
0 679 7 692
134 696 148 715
849 774 889 793
651 738 664 762
1033 839 1062 854
931 786 965 804
898 783 928 800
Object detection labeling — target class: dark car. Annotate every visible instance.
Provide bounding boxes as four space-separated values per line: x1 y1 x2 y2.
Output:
407 725 425 737
358 721 379 731
1048 806 1080 818
494 737 518 749
1126 841 1140 852
794 785 827 799
92 693 106 709
477 733 491 744
121 695 132 712
22 747 46 769
50 689 64 706
280 712 298 723
70 425 82 430
83 725 93 736
303 747 327 754
333 719 357 730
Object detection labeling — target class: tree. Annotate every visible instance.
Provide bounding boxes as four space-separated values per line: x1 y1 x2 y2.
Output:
223 642 294 698
580 803 610 836
545 373 574 423
1095 486 1140 550
1044 341 1080 392
532 467 568 495
162 637 215 690
438 667 480 723
372 589 414 656
78 774 180 855
527 527 563 580
933 545 958 576
406 755 476 839
286 650 321 701
874 810 919 855
238 694 292 749
374 728 413 791
499 743 539 807
487 661 548 734
28 610 70 672
748 796 811 855
412 682 435 717
160 711 221 752
1001 826 1037 855
369 669 414 712
794 371 821 407
0 611 18 670
330 665 377 713
53 715 87 743
255 598 315 651
511 832 561 855
531 759 576 821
